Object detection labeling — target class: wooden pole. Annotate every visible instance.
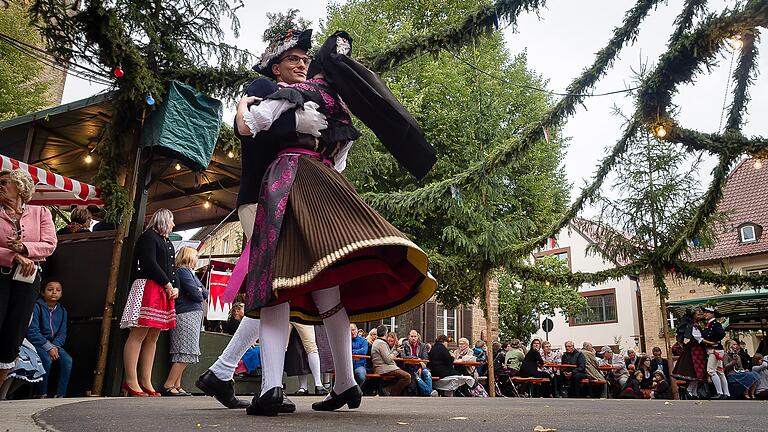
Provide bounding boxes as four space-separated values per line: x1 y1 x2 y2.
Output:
483 264 496 397
91 134 142 396
659 293 680 400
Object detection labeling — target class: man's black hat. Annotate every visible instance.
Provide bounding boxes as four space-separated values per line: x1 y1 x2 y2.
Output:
253 28 313 79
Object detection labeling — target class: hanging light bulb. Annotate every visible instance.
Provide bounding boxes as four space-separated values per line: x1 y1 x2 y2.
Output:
544 280 551 287
113 64 124 78
755 159 764 170
227 150 235 159
654 124 667 138
146 94 155 106
175 163 182 171
203 201 211 209
727 35 743 50
84 154 93 164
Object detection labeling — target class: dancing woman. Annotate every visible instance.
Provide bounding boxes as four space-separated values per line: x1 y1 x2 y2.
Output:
232 31 436 415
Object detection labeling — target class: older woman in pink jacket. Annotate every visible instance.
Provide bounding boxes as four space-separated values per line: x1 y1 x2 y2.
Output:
0 169 57 384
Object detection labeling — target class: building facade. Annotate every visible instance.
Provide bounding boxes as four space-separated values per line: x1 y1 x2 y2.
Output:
532 221 643 353
640 159 768 355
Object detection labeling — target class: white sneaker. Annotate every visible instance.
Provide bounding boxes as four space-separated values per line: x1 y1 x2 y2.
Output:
431 390 439 397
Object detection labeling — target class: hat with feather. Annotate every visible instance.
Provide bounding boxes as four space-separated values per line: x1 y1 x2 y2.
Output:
253 28 313 79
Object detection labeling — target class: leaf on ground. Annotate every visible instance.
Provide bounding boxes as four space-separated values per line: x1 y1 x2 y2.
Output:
715 416 730 419
533 426 557 432
450 417 468 420
397 422 409 425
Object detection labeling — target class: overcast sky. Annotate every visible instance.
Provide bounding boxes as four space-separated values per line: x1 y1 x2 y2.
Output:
62 0 767 211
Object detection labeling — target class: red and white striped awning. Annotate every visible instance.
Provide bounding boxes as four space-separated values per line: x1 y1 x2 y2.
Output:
1 154 103 206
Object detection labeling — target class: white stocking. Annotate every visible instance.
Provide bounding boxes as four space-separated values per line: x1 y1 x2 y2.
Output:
710 372 723 395
307 351 323 388
259 303 290 397
719 373 730 396
298 374 308 391
311 286 354 395
210 317 260 381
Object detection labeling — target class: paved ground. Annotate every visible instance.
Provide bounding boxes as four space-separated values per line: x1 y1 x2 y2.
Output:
10 396 765 432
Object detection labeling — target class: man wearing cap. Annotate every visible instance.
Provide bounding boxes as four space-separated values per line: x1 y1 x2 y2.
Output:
700 306 730 399
196 28 327 412
599 346 628 396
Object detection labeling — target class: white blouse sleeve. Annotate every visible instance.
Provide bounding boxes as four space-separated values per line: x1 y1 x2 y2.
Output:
334 141 353 173
242 99 297 137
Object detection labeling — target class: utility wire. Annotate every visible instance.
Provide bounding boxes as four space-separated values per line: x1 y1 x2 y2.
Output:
0 32 113 86
449 51 639 98
0 32 110 78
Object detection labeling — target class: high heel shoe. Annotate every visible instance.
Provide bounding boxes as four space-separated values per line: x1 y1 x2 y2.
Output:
122 382 148 397
139 384 161 397
311 385 362 411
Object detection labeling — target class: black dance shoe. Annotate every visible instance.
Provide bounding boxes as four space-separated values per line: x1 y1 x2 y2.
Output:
280 392 296 413
195 370 250 409
246 387 288 416
311 385 363 412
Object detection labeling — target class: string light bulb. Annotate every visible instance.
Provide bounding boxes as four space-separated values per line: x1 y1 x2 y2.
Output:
727 35 743 50
175 163 181 171
203 201 211 209
544 280 551 287
227 151 235 159
654 124 667 138
84 154 93 163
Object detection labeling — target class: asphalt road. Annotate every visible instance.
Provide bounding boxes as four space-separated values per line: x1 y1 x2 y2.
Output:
26 395 768 432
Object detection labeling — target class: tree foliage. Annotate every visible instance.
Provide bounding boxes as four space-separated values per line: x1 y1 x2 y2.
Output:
498 256 586 343
322 0 569 308
29 0 253 222
0 0 50 120
262 9 311 43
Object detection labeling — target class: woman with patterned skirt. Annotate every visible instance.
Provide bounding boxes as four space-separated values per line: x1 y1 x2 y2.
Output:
231 31 436 415
120 209 179 396
672 308 708 398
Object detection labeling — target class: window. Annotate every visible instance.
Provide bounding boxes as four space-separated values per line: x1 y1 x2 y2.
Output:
572 289 617 325
552 251 568 262
222 236 230 254
740 225 757 243
534 246 572 270
436 304 457 340
382 316 398 334
658 310 678 337
747 267 768 275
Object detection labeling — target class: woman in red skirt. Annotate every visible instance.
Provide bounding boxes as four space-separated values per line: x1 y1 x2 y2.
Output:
232 31 437 415
120 208 179 396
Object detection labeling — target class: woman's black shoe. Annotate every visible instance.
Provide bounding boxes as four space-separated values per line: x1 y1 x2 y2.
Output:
311 385 362 411
246 387 284 416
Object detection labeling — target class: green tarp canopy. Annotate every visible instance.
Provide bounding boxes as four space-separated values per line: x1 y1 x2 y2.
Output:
142 80 223 171
668 290 768 330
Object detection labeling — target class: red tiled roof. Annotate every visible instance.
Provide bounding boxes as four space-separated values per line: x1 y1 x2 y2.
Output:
689 159 768 263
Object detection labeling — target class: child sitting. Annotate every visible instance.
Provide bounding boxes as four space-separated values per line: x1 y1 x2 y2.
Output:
27 279 72 398
651 370 671 399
